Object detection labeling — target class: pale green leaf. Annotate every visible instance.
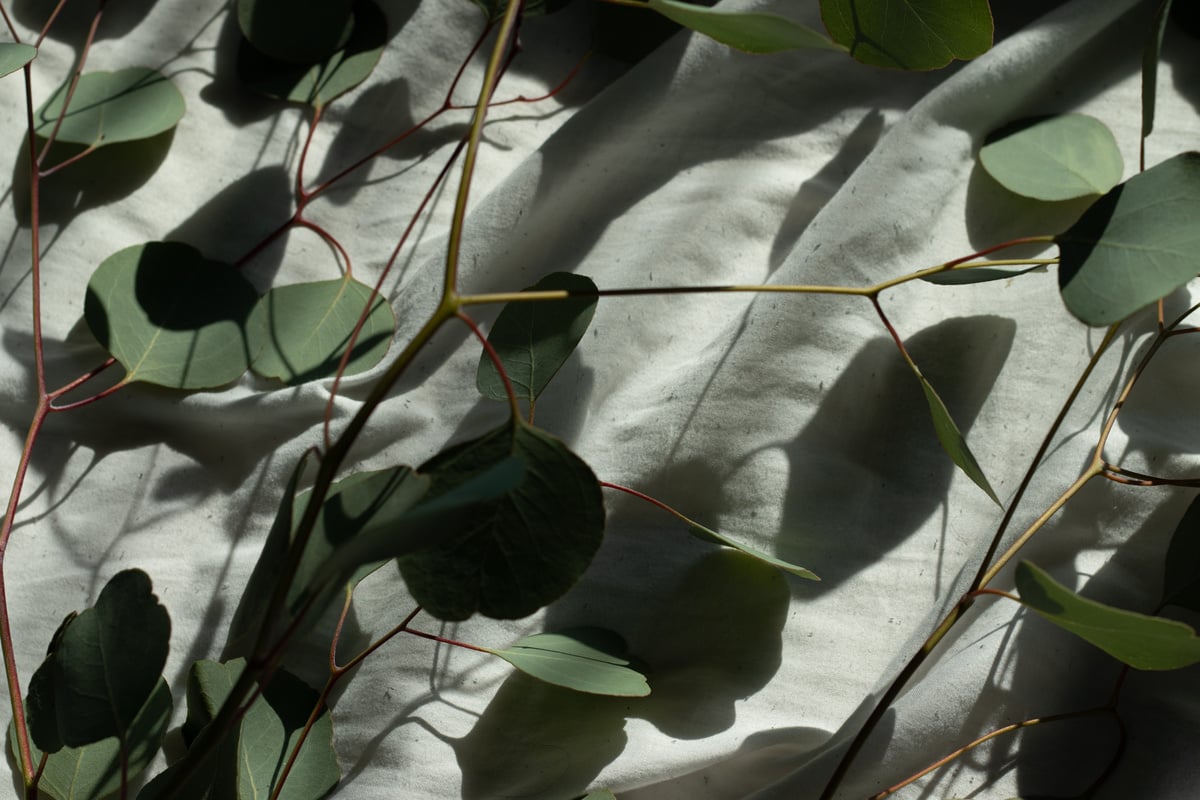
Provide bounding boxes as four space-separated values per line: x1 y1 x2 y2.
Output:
35 67 184 146
980 115 1124 201
919 375 999 505
687 521 818 580
1016 561 1200 670
0 43 36 78
646 0 844 54
819 0 993 69
485 628 650 697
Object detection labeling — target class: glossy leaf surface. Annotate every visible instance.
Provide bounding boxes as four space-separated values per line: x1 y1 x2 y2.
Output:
237 0 353 64
1163 494 1200 612
237 0 386 108
477 272 598 405
22 679 172 800
53 570 170 746
248 277 394 385
0 43 36 78
85 242 259 389
399 420 605 620
1016 561 1200 670
35 67 184 146
646 0 843 53
1057 152 1200 325
820 0 992 69
980 115 1123 201
918 373 999 504
688 521 818 580
486 628 650 696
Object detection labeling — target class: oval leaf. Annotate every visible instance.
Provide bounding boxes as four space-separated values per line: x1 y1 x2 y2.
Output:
485 628 650 697
1016 561 1200 670
1163 494 1200 612
85 242 259 389
248 276 395 385
646 0 844 54
1057 152 1200 326
918 373 1000 505
35 67 184 146
477 272 598 406
237 0 386 108
819 0 993 69
980 115 1124 201
53 570 170 746
399 420 605 620
0 43 36 79
237 0 354 64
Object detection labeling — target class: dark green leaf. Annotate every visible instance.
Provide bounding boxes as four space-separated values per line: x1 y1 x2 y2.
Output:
577 792 618 800
53 570 170 747
84 242 259 389
237 0 354 64
35 67 184 146
25 611 77 754
1057 152 1200 326
476 272 598 406
22 679 173 800
980 115 1123 201
819 0 993 69
918 374 999 504
1143 0 1175 138
922 265 1047 285
485 628 649 697
399 420 605 620
1163 494 1200 611
469 0 572 21
247 276 394 385
687 521 818 580
645 0 844 54
0 43 36 78
1016 561 1200 670
237 0 386 108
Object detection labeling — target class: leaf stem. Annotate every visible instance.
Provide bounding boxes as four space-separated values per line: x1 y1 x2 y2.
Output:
457 310 521 420
35 0 105 167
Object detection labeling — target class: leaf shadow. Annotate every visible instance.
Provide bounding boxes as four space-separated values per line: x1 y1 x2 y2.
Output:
775 315 1015 590
11 0 160 43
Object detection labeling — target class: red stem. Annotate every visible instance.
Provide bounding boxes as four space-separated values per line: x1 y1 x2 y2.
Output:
36 0 105 167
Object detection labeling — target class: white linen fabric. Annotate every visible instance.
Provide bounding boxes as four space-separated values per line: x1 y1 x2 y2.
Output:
1 0 1198 798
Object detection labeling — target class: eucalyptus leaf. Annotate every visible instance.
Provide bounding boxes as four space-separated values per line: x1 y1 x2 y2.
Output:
399 420 605 620
477 272 598 406
1057 152 1200 326
922 266 1047 285
237 0 386 108
687 521 818 580
485 628 650 697
35 67 184 146
237 0 354 64
468 0 573 21
1163 494 1200 612
646 0 844 54
819 0 993 69
979 115 1123 201
248 276 394 385
21 679 173 800
25 611 76 754
84 242 259 389
0 43 36 78
1143 0 1175 138
917 372 999 504
1016 561 1200 670
53 570 170 747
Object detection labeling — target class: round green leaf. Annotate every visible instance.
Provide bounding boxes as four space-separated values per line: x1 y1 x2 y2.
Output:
477 272 598 406
646 0 844 54
399 420 606 621
237 0 354 64
1016 561 1200 670
485 628 650 697
35 67 184 146
819 0 993 69
0 43 36 79
248 276 395 385
1057 152 1200 326
53 570 170 747
980 115 1124 201
85 242 259 389
237 0 386 108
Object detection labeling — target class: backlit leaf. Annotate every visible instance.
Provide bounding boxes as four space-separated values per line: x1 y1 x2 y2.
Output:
819 0 993 69
1143 0 1175 138
237 0 354 64
1057 152 1200 326
917 372 999 504
1163 494 1200 612
687 521 818 580
1016 561 1200 670
646 0 844 54
237 0 386 108
477 272 598 406
248 276 394 385
485 628 650 697
399 420 605 620
980 115 1123 201
85 242 259 389
35 67 184 146
0 43 36 78
53 570 170 747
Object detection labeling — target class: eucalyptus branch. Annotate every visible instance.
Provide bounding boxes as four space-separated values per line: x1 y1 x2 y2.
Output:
36 0 106 167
